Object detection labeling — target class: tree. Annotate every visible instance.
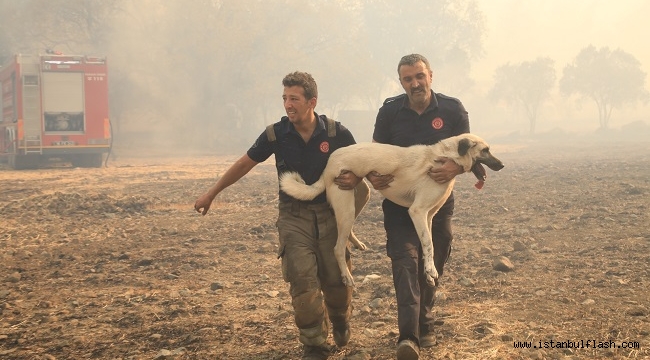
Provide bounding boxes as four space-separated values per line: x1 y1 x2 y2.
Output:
0 0 121 54
489 57 556 134
358 0 486 107
560 45 649 130
0 0 488 154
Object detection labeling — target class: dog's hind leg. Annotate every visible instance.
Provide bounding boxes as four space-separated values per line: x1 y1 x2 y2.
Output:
328 185 358 287
408 198 442 286
348 232 364 250
425 206 441 286
347 181 370 250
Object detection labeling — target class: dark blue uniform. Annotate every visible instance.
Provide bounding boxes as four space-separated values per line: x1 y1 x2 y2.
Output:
248 114 356 204
247 113 359 348
373 91 469 346
374 93 469 145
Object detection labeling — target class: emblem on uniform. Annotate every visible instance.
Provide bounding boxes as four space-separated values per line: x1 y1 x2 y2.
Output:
432 117 444 129
320 141 330 153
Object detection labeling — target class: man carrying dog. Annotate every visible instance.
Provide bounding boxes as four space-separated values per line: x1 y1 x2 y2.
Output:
370 54 470 359
194 71 369 360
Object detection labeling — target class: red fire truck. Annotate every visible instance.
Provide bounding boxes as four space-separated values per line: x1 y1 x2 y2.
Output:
0 53 111 169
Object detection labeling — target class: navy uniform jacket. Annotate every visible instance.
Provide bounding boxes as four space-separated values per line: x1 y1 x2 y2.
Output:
373 91 470 218
373 92 469 146
248 114 356 204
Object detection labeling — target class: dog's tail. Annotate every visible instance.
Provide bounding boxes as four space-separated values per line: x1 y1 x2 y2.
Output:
279 172 326 201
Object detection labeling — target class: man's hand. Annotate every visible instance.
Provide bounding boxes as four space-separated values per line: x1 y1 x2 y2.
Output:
334 170 362 190
194 193 215 215
366 171 394 190
428 157 464 184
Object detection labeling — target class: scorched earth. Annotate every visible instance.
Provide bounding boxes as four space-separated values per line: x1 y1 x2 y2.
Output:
0 138 648 360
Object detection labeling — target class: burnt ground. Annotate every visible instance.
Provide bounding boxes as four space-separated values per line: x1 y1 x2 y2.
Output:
0 138 648 360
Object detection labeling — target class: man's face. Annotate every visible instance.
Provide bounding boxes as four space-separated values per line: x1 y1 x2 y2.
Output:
283 85 315 124
398 61 433 104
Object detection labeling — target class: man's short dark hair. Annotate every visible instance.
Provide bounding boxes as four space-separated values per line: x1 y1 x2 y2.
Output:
397 54 432 74
282 71 318 100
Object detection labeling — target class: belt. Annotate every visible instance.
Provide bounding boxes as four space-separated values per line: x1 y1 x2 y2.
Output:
280 200 330 212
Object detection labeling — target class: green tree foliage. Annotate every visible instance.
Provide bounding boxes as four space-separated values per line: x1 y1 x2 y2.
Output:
560 45 649 129
489 57 556 134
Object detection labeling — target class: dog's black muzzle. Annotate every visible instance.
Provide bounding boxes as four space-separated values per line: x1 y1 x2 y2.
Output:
472 156 504 181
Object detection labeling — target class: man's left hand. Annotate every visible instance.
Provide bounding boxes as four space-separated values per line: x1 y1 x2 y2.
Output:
334 170 362 190
428 157 464 184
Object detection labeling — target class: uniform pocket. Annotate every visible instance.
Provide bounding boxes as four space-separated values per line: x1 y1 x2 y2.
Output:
276 209 289 282
279 244 290 282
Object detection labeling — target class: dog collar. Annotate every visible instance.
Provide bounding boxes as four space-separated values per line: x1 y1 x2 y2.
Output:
472 163 487 190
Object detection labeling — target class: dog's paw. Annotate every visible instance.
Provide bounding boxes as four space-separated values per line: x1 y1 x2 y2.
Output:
341 272 355 287
424 263 439 286
424 273 438 287
348 232 367 251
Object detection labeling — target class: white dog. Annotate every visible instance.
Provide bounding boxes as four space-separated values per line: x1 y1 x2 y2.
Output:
280 133 504 287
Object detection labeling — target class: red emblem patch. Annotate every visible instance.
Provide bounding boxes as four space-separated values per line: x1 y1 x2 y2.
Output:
320 141 330 153
432 117 444 129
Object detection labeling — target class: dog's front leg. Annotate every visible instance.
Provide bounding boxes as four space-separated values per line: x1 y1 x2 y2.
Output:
426 208 439 286
333 231 354 287
408 204 438 286
329 187 358 287
347 181 370 250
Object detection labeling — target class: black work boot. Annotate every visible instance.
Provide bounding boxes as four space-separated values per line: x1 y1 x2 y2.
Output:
302 343 333 360
419 332 436 348
396 339 419 360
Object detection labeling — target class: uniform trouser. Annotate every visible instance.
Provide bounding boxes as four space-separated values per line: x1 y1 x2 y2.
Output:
276 182 370 346
382 195 454 345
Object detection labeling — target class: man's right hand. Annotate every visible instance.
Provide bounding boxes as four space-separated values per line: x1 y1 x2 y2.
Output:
194 193 215 215
366 171 394 190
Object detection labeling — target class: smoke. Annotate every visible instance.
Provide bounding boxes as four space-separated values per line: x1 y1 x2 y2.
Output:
4 0 646 157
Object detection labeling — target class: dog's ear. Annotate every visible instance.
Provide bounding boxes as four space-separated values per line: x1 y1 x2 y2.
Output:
458 138 473 156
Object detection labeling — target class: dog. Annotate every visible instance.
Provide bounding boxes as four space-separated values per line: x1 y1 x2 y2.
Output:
280 133 504 287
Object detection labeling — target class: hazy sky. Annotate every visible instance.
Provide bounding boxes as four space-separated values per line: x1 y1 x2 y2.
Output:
473 0 650 86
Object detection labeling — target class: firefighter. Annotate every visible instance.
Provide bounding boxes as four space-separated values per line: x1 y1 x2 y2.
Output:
194 71 369 360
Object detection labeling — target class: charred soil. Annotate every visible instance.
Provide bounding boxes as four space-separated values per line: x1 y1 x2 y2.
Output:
0 140 648 360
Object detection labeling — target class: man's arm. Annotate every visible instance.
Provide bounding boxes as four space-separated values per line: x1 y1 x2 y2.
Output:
428 158 464 184
334 170 364 190
363 139 395 190
194 154 259 215
333 122 367 190
333 137 397 191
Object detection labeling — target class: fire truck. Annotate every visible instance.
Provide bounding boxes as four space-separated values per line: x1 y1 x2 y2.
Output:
0 53 111 169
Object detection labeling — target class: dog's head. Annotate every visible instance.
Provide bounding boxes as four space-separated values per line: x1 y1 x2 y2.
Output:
453 134 504 188
456 134 504 171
